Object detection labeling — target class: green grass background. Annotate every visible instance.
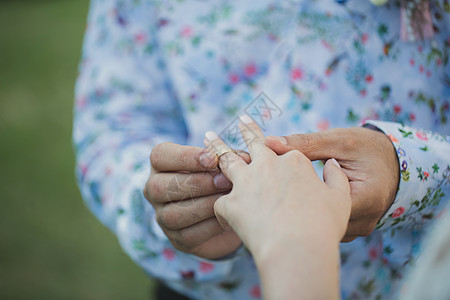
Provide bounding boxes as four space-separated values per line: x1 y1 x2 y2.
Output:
0 1 153 299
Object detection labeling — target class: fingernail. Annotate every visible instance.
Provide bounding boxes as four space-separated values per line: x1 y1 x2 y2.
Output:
214 173 232 189
205 131 219 142
331 158 341 169
268 135 287 145
239 115 253 124
199 152 216 169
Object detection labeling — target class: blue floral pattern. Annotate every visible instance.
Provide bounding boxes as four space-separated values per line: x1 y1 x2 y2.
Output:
73 0 450 299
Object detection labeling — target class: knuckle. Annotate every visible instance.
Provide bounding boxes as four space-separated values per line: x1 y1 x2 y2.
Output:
147 176 165 201
295 134 315 153
283 150 309 165
150 143 164 166
175 149 191 167
177 229 196 249
160 205 182 230
338 130 357 152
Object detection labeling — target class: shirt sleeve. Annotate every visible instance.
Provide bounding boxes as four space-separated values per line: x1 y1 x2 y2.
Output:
73 0 237 283
363 120 450 236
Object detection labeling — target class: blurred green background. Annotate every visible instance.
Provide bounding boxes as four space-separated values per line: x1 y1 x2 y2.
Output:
0 1 153 299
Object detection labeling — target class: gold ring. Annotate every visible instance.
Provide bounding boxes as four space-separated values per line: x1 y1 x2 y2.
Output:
215 149 236 170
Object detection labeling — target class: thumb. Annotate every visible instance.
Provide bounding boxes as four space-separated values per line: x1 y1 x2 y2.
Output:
213 196 235 232
323 158 350 194
265 131 334 160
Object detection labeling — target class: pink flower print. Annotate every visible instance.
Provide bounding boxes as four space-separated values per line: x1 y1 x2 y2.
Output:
80 164 88 177
360 89 367 97
244 63 257 77
361 33 369 44
319 82 327 91
105 167 112 176
163 248 175 260
426 70 431 77
369 247 380 260
180 270 195 279
199 262 214 273
388 134 399 143
418 45 423 53
392 207 405 218
249 285 261 298
409 59 415 66
393 105 402 114
268 33 278 42
436 58 442 66
415 131 428 141
317 119 330 131
229 73 240 84
321 39 332 50
181 26 193 38
419 65 424 73
291 68 303 80
76 96 87 108
423 171 429 181
158 18 169 28
409 113 416 122
135 32 146 44
365 74 373 83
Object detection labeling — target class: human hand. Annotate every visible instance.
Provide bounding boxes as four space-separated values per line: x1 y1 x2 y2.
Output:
265 126 400 242
204 116 351 255
143 142 249 259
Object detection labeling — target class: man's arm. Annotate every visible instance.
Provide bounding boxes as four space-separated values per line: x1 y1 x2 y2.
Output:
74 0 237 282
265 121 450 239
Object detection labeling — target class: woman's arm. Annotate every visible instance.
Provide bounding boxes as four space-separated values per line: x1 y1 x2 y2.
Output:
204 116 351 299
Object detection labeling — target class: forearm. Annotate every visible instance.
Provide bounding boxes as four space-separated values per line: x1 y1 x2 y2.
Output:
253 231 341 300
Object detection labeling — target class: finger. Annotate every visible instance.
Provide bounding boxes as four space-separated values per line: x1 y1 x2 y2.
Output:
157 194 224 230
213 194 234 232
236 150 251 164
204 131 246 181
167 217 224 250
341 236 358 243
238 115 274 159
147 172 231 203
191 231 242 260
344 218 379 237
265 128 350 160
323 159 350 194
151 142 217 172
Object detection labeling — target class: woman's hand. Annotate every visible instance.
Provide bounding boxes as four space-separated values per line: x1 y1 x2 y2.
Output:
204 116 351 299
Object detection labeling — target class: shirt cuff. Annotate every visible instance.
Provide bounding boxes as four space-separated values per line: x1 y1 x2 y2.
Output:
362 120 450 235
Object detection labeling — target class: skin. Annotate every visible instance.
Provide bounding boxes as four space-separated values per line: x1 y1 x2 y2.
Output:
205 117 351 300
265 127 400 242
144 125 399 258
143 142 249 259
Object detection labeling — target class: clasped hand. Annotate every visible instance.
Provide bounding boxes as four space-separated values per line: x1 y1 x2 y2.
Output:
144 118 399 259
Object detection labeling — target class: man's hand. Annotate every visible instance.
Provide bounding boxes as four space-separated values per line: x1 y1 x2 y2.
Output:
265 127 400 242
143 142 245 259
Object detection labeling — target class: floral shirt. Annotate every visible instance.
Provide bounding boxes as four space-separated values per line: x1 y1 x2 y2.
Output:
73 0 450 299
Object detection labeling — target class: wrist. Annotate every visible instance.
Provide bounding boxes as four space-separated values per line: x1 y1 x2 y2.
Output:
253 230 341 300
